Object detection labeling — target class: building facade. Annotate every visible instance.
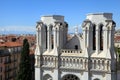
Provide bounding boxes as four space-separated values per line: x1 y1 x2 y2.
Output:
35 13 117 80
0 42 22 80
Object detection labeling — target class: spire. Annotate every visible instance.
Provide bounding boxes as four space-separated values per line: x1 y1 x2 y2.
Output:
75 26 79 35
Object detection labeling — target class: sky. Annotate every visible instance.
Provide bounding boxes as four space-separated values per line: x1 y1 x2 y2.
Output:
0 0 120 34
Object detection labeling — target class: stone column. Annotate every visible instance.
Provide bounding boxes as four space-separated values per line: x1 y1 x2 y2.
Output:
89 27 93 51
60 27 63 49
82 59 84 69
47 25 52 51
92 60 94 69
38 26 41 46
103 27 108 52
35 27 40 66
87 29 89 48
36 26 40 45
57 27 59 48
96 28 100 53
111 27 115 49
109 29 112 48
53 27 57 48
83 28 87 49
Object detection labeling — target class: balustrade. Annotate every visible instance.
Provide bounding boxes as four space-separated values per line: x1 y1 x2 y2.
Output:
42 56 56 68
60 57 87 70
90 59 111 72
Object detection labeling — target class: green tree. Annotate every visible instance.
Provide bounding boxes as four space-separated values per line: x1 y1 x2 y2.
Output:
16 39 32 80
115 47 120 61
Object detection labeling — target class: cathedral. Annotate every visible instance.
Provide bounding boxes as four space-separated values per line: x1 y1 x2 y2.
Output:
35 13 117 80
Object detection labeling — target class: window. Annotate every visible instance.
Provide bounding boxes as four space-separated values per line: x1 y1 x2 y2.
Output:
100 24 103 50
52 44 54 49
75 45 78 50
93 24 96 50
45 26 47 49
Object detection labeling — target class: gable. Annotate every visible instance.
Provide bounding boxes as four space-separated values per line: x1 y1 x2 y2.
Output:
65 35 82 50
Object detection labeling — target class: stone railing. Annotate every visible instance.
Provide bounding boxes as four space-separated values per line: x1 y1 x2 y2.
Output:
42 56 57 68
61 49 82 54
90 59 111 72
60 57 88 70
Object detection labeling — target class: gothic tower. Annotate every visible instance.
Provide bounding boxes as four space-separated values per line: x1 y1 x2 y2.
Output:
35 15 68 80
82 13 116 80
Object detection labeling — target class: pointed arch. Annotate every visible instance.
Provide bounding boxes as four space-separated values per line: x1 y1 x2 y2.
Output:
43 74 52 80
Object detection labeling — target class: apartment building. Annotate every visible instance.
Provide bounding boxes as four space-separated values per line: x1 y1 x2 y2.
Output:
0 41 22 80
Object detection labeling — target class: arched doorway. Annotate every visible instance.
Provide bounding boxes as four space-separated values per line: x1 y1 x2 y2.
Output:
43 74 52 80
62 74 80 80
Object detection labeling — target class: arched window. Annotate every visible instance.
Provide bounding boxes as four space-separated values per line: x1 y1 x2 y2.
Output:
93 24 96 50
75 45 78 50
45 25 48 49
100 24 103 50
62 74 80 80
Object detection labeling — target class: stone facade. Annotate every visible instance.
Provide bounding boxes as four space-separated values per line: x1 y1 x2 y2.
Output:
35 13 117 80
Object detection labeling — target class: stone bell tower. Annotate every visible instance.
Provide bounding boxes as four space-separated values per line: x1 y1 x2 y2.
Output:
35 15 68 80
82 13 116 80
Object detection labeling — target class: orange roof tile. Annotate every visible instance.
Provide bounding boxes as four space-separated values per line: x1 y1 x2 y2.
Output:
0 42 22 47
5 42 22 47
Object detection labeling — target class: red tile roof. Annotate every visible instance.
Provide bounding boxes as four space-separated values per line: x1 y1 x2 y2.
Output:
0 42 22 47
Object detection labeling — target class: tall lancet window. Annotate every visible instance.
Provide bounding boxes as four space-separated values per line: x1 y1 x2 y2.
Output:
93 24 96 50
45 26 47 49
51 27 54 49
100 24 103 50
